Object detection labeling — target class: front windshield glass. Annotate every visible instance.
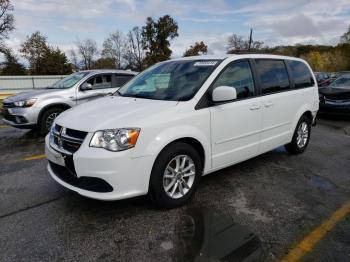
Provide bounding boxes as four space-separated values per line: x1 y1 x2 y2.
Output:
49 72 90 89
117 60 221 101
330 76 350 87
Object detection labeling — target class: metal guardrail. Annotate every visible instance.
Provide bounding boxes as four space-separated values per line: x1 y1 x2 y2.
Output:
0 75 67 93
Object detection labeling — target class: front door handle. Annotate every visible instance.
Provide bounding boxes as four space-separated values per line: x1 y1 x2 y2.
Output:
249 105 261 110
265 102 273 107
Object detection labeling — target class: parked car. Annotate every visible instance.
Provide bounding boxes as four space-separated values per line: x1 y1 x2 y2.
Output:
45 54 319 208
2 70 137 134
314 72 331 87
319 74 350 115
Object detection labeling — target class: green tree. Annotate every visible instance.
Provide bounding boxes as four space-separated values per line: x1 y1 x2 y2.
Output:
0 48 26 75
142 15 178 66
19 31 48 74
183 41 208 57
92 57 116 69
20 31 71 74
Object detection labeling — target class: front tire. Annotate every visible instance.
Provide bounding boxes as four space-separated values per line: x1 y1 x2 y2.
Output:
149 142 202 208
39 107 64 135
285 115 311 154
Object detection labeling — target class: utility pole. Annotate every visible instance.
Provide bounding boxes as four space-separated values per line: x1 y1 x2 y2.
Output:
248 28 253 52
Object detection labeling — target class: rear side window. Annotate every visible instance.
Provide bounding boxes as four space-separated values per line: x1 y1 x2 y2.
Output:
115 74 134 87
255 59 290 94
286 60 314 88
212 61 255 99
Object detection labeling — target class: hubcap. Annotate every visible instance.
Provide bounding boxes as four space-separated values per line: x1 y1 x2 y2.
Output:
163 155 196 199
46 112 59 131
296 121 309 148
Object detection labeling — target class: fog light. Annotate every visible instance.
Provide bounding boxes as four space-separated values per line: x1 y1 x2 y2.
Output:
15 116 22 123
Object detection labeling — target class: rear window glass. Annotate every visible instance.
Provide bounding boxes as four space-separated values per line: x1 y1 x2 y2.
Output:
286 60 314 88
255 59 290 94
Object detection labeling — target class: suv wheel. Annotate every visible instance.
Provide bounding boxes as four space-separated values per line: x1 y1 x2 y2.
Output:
149 142 202 208
285 115 311 154
39 107 64 135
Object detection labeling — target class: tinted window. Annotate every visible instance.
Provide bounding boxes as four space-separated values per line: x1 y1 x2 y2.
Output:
115 75 134 87
212 61 255 99
118 60 221 101
287 60 314 88
87 74 112 89
255 60 290 94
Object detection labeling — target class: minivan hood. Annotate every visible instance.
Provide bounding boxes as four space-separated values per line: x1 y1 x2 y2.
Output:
4 89 60 102
55 96 179 132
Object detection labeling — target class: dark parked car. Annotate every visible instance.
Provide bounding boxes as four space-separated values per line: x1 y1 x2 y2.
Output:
315 72 331 87
319 74 350 115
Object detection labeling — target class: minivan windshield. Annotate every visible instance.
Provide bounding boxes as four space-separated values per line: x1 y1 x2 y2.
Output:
48 72 90 89
117 60 221 101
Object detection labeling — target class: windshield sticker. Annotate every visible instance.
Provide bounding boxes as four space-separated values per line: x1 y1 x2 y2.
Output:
194 61 218 67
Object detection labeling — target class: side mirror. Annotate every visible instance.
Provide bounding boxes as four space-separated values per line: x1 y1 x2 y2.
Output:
80 82 92 91
212 86 237 103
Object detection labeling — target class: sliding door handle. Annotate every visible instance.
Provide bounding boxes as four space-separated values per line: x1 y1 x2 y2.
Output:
249 105 261 110
264 102 273 107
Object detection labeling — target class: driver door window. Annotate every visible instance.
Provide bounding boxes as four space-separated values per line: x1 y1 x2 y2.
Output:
86 74 112 90
212 61 255 100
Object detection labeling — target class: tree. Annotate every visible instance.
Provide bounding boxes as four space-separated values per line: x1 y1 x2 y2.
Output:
301 51 324 71
340 25 350 43
124 26 146 71
92 57 116 69
76 38 98 70
19 31 48 74
0 47 25 75
226 33 264 54
101 31 124 69
20 31 72 75
183 41 208 57
39 48 72 75
142 15 178 66
69 49 79 71
0 0 14 43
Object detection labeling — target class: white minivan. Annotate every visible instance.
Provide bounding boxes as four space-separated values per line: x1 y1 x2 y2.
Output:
45 54 319 208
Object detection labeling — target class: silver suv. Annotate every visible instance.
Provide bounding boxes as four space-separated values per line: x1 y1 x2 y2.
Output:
2 70 137 134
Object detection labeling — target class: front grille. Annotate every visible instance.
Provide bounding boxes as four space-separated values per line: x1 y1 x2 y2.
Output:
2 101 15 108
49 161 113 193
50 124 88 154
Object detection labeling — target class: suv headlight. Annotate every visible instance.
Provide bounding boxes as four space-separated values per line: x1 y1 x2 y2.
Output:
14 98 37 107
90 128 140 152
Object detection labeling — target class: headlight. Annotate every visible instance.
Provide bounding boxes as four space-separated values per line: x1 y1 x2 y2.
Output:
13 98 37 107
90 128 140 152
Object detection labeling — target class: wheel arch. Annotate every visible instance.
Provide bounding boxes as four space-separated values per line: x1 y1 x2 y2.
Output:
37 103 71 126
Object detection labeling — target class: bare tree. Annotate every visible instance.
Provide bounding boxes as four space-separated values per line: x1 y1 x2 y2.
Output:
101 31 124 69
76 38 98 70
69 49 79 71
0 0 14 43
124 26 145 71
227 33 264 54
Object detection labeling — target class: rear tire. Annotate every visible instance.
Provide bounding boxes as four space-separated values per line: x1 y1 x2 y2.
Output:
149 142 202 209
285 115 311 154
39 107 64 135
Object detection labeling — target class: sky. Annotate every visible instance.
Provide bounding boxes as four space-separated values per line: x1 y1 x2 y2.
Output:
7 0 350 59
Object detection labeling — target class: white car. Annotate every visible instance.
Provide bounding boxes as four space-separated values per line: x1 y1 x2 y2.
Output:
45 54 319 208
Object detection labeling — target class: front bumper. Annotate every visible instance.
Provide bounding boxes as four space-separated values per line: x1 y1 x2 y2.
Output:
1 106 39 128
45 134 156 201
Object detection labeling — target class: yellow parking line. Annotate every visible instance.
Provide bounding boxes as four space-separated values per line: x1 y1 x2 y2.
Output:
23 154 46 161
280 201 350 262
0 124 9 128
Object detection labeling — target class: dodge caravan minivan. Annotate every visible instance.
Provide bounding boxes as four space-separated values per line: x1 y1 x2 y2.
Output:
45 54 319 208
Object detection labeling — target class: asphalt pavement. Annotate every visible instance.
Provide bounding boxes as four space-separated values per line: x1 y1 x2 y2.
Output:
0 117 349 262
